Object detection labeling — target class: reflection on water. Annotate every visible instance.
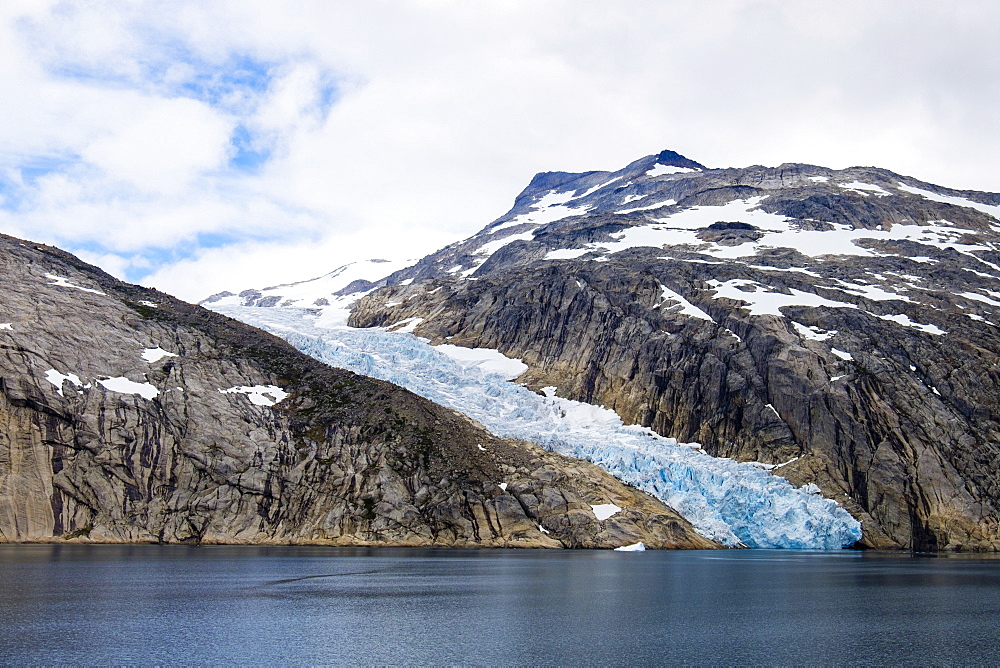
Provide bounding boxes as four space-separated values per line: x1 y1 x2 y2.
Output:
1 545 999 665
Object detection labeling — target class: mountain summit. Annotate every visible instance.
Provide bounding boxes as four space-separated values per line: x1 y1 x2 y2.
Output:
336 149 1000 551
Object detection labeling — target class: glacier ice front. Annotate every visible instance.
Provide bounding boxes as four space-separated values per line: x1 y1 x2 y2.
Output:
212 303 862 549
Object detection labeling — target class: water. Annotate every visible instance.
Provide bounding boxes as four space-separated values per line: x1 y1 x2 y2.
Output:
1 546 998 666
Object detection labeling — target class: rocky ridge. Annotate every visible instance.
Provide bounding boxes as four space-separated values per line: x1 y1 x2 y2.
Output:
0 234 715 549
343 149 1000 551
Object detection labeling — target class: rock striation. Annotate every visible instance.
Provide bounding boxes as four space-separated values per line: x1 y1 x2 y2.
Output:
348 150 1000 551
0 234 715 549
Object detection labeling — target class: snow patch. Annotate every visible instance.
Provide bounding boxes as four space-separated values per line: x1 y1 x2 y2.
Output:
0 323 11 330
792 322 837 341
544 248 592 261
434 344 528 380
659 285 714 322
839 181 891 197
45 273 106 295
898 183 1000 221
44 369 83 396
98 377 159 400
219 385 288 407
498 483 508 491
875 314 946 335
709 280 856 317
388 317 423 333
808 176 829 183
831 349 854 361
491 189 592 232
615 199 678 215
646 164 698 177
141 347 178 363
591 503 622 521
961 291 1000 308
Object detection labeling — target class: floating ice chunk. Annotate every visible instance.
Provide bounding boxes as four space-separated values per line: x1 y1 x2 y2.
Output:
45 273 106 295
98 377 159 400
219 384 288 406
44 369 83 396
141 347 178 363
614 541 646 551
591 503 622 521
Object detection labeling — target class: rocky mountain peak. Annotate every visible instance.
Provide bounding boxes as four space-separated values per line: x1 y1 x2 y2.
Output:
338 149 1000 551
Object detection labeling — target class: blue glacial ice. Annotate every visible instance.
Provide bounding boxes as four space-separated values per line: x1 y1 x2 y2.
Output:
214 304 863 549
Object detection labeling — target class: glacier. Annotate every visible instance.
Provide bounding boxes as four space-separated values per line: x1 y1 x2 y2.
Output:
213 303 863 549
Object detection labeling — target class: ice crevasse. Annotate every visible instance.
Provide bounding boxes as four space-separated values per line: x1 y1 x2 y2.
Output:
214 304 863 549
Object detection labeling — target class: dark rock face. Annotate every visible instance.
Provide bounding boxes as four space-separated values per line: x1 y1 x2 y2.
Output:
350 150 1000 551
0 234 715 549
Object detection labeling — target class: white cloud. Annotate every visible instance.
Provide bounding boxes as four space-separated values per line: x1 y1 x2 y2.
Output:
0 0 999 302
82 97 234 193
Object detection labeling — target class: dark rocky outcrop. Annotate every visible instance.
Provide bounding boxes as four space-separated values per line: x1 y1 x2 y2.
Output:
349 150 1000 551
0 234 715 549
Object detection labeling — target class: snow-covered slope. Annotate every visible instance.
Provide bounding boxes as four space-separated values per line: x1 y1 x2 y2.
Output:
210 301 862 549
201 258 415 310
343 149 1000 551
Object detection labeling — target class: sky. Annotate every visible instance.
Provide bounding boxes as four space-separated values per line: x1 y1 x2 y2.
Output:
1 0 998 302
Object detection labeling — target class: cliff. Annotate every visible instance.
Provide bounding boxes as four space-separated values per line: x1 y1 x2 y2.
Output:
348 151 1000 551
0 234 715 549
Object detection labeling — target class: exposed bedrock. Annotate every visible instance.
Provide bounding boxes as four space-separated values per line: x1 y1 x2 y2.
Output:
0 234 715 550
350 153 1000 551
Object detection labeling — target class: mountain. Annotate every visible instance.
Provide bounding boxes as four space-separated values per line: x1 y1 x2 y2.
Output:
0 233 717 549
338 149 1000 551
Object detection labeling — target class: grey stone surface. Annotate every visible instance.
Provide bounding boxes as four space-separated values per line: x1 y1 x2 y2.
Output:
350 151 1000 551
0 235 715 549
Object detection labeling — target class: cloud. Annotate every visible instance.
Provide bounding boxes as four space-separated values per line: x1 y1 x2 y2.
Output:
82 96 234 193
1 0 999 302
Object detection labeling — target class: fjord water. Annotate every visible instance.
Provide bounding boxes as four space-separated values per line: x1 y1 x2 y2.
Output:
2 546 998 665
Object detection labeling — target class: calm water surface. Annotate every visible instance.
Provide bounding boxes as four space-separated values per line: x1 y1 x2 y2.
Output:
1 545 998 665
